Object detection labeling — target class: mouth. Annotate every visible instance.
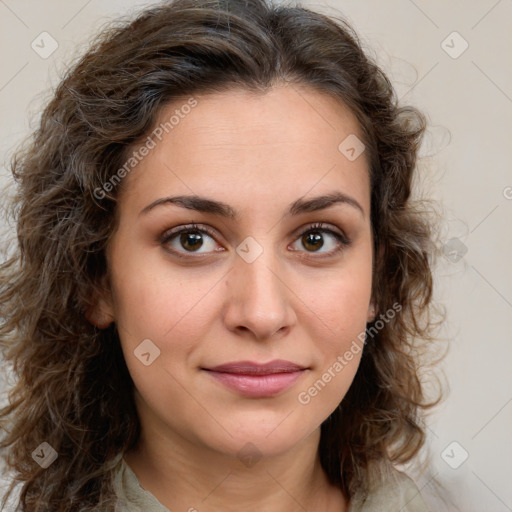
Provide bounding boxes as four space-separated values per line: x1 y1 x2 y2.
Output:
201 360 308 398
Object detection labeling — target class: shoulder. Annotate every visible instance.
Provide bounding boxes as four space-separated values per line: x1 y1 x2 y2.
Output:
112 456 170 512
349 470 430 512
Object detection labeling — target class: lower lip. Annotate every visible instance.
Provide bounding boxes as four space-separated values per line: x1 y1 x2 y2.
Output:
204 370 305 398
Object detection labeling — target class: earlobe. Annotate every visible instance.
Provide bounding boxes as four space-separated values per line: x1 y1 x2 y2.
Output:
367 243 384 323
367 302 377 323
86 301 115 329
85 278 115 329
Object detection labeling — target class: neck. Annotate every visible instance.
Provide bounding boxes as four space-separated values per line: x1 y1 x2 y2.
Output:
123 413 347 512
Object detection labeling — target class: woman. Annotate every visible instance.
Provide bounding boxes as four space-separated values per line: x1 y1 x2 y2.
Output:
0 0 443 510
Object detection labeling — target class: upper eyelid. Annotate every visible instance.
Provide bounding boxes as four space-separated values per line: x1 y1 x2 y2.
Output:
160 223 217 242
161 222 347 245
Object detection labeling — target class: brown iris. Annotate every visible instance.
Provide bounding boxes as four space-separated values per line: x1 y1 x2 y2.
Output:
302 231 324 252
180 231 203 251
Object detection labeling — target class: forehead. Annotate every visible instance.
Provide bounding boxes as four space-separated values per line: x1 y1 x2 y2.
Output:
118 84 370 216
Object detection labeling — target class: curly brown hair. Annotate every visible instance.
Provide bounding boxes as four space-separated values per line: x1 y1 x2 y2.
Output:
0 0 444 509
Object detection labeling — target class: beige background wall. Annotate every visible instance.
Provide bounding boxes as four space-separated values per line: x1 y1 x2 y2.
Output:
1 1 511 510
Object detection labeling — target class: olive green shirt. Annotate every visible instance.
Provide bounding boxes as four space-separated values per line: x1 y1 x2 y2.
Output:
113 457 430 512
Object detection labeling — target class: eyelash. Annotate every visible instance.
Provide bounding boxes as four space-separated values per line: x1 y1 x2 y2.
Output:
159 222 351 259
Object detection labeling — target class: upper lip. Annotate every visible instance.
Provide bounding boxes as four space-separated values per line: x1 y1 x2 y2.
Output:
204 360 307 375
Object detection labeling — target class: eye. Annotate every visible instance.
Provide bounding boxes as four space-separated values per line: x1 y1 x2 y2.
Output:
160 222 351 259
160 223 223 257
289 222 350 256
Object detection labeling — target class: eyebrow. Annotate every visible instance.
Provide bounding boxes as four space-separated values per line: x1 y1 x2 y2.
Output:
139 192 365 219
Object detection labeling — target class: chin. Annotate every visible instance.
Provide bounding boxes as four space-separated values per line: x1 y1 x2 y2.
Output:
195 415 319 462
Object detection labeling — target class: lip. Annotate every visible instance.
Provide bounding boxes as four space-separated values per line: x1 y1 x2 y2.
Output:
206 360 306 375
202 360 307 398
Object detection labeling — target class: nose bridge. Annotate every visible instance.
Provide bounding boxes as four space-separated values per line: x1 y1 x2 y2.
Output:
223 238 295 339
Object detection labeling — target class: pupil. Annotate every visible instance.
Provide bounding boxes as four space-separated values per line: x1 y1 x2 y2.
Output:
303 232 323 251
181 231 203 251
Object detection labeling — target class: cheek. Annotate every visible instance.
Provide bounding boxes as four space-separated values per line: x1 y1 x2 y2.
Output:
295 252 372 408
296 286 367 415
109 254 224 396
303 254 373 344
109 246 214 341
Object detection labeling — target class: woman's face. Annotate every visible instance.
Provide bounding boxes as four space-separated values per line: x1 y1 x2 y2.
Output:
94 84 375 460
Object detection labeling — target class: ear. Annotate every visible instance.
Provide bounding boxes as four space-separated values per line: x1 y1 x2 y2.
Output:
367 243 385 323
366 301 377 323
85 275 115 329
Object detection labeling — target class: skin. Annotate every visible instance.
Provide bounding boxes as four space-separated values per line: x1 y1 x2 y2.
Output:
89 83 376 512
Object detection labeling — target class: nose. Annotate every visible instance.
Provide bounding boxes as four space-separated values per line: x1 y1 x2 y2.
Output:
222 248 297 341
